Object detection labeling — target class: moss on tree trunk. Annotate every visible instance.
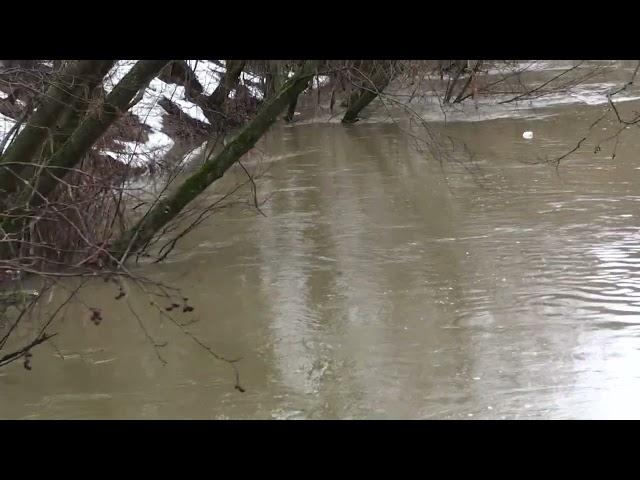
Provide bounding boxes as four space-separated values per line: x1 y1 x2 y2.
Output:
0 61 168 258
0 60 115 195
207 60 246 110
111 60 320 260
49 61 116 154
284 94 299 122
20 60 169 206
342 61 396 124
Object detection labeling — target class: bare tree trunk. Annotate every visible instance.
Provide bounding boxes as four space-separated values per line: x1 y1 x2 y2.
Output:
264 60 286 100
0 60 115 194
49 61 117 156
443 60 467 103
16 60 169 206
283 61 308 122
284 94 299 122
110 60 320 260
207 60 246 110
453 60 483 104
342 61 396 124
152 60 249 183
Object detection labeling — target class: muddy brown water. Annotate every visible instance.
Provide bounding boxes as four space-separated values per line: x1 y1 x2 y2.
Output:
3 62 640 419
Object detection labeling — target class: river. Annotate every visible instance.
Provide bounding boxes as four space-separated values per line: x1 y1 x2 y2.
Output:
2 61 640 419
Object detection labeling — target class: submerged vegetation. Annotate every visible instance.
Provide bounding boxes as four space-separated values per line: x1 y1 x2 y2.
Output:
1 59 638 385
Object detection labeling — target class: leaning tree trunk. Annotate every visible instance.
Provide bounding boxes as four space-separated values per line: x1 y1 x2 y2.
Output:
49 61 116 154
453 60 483 104
207 60 246 110
154 60 248 173
0 60 115 195
264 60 286 100
11 60 169 206
443 60 468 103
111 60 320 260
284 95 299 122
0 60 168 261
284 61 307 122
342 61 397 124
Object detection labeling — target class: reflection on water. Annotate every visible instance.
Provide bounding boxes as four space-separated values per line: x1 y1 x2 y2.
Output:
3 65 640 419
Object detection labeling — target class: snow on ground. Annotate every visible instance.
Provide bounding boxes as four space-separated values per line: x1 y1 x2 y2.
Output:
164 84 211 124
1 60 227 164
102 60 228 163
106 61 214 123
0 112 15 141
241 71 264 99
103 60 137 93
11 60 630 164
0 107 22 146
316 75 331 87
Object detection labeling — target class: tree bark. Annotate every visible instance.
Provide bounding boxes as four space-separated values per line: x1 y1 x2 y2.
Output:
264 60 285 100
158 60 246 126
443 60 467 103
342 61 396 124
110 60 320 260
284 61 305 122
0 60 115 194
453 60 483 104
48 61 116 163
284 94 299 122
207 60 246 111
17 60 169 205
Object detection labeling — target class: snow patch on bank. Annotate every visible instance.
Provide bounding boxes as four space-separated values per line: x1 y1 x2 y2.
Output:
166 85 211 124
103 60 137 93
0 112 16 140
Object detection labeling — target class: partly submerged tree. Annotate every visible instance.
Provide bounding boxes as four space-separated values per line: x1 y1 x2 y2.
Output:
0 58 625 375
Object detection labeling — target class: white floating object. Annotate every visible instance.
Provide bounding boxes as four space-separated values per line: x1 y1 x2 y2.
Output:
522 131 533 139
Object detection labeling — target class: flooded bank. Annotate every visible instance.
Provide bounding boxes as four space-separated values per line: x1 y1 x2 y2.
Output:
3 62 640 419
